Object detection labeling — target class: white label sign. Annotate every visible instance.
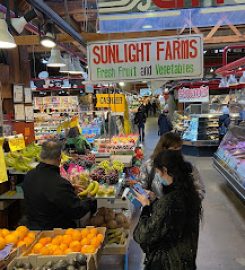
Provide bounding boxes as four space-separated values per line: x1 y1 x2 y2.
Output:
178 86 209 103
87 34 203 82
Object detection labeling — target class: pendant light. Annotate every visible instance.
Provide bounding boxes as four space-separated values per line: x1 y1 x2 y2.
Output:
239 71 245 85
47 47 65 67
69 57 84 74
219 77 229 88
59 54 73 73
40 22 56 48
227 74 238 86
0 19 16 49
11 9 37 34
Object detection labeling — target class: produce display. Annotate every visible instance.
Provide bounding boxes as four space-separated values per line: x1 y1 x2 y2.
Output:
89 208 130 230
30 228 104 255
4 144 41 173
90 160 124 184
106 228 129 246
0 226 36 250
11 254 87 270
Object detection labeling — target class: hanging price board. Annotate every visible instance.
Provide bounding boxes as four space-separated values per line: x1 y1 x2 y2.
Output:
8 134 26 152
0 138 8 183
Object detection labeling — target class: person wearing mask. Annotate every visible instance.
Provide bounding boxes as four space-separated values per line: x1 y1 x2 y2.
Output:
140 132 205 201
23 140 97 229
134 106 147 142
158 109 173 136
133 150 202 270
65 126 91 155
218 106 230 142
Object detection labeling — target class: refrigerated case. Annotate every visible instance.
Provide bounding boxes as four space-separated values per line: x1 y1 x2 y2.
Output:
213 126 245 200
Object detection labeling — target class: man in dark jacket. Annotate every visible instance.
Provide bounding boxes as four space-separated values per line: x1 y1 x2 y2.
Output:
158 110 173 136
23 140 96 230
218 106 230 143
134 107 147 142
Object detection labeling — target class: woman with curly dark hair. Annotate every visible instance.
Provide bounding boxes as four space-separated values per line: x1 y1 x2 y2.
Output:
134 150 202 270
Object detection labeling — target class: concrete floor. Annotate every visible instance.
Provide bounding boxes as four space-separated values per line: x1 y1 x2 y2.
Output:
98 117 245 270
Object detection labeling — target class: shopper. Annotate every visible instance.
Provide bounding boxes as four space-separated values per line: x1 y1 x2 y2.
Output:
134 150 202 270
151 96 157 116
134 106 147 142
218 106 230 142
23 140 97 230
140 132 205 200
158 110 173 136
65 126 91 154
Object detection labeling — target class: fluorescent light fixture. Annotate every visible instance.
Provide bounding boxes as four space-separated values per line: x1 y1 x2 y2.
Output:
119 82 125 87
0 19 16 49
142 25 152 29
227 74 238 86
47 47 65 67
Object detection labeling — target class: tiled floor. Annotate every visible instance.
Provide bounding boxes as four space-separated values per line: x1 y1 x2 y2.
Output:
98 117 245 270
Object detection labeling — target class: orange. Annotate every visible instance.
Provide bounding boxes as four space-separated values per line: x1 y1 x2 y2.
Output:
27 232 36 240
0 237 6 250
5 234 18 245
69 241 81 252
53 249 62 255
39 237 52 245
64 248 73 255
12 231 21 241
40 246 50 255
65 228 75 235
90 238 100 248
17 240 25 248
86 233 94 240
16 226 28 236
52 235 62 245
33 243 43 254
1 229 10 238
62 235 72 246
46 244 58 255
81 228 89 237
81 238 90 246
89 228 98 235
96 234 104 243
81 245 95 254
71 231 81 241
59 243 68 251
23 237 33 246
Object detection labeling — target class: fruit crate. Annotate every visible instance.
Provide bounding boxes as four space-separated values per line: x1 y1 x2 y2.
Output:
22 227 106 269
7 253 96 270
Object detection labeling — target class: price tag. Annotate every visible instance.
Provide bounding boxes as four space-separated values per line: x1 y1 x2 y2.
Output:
8 135 26 152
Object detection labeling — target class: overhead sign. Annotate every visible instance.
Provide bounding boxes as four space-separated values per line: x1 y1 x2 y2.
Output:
178 86 209 103
88 34 203 83
96 94 125 112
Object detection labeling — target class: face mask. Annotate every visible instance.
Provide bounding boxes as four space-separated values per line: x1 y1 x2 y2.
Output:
156 173 169 186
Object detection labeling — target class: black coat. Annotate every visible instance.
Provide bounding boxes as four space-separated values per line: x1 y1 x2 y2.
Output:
158 113 173 136
133 183 200 270
134 111 146 126
23 162 96 230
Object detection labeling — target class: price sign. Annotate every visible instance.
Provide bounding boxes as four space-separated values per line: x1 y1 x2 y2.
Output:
8 135 26 152
0 138 8 183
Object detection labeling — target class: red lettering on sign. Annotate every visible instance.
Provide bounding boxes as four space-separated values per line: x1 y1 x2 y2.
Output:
165 41 172 60
190 39 198 58
93 46 100 64
157 41 165 61
152 0 184 9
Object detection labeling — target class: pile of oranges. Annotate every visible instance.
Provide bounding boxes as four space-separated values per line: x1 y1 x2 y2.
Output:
0 226 35 251
31 228 104 255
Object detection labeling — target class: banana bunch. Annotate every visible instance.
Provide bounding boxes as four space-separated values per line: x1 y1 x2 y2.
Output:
21 143 41 159
78 181 99 197
12 156 35 172
98 160 110 170
112 160 124 173
61 152 71 164
106 228 128 245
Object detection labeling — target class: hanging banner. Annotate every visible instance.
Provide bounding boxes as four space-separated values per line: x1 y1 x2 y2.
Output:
178 86 209 103
8 134 26 152
0 138 8 183
88 34 203 83
96 94 125 112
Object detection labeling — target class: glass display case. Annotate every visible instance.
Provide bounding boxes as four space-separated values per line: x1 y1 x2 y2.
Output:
213 126 245 200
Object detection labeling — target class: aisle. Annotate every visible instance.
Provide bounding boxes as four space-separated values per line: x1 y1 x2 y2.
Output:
99 117 245 270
